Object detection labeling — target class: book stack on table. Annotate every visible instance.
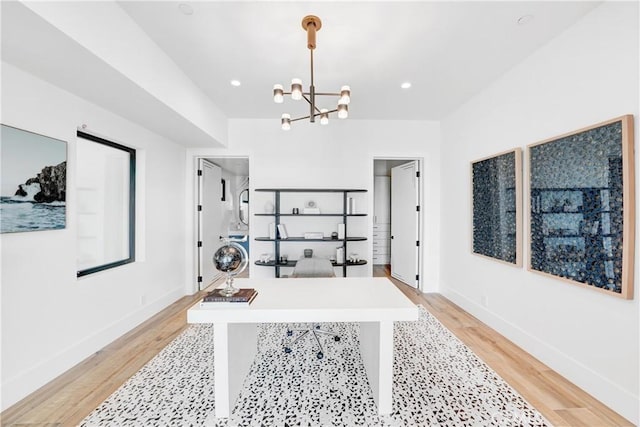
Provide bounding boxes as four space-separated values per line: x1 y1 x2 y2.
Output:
200 288 258 308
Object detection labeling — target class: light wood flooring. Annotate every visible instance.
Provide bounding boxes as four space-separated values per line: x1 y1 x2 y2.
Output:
1 268 633 426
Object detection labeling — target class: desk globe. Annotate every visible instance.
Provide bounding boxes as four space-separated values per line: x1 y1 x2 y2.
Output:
213 240 248 296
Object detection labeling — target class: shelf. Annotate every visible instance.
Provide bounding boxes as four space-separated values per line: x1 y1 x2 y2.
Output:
534 211 583 215
255 236 367 242
531 187 610 192
255 213 367 217
255 260 368 267
336 261 368 266
256 188 367 193
543 233 616 239
533 210 613 215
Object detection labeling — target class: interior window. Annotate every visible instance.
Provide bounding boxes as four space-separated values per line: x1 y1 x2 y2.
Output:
76 131 135 277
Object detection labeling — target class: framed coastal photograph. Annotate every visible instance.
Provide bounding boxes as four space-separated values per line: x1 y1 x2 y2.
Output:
1 124 67 233
528 115 635 299
471 148 522 266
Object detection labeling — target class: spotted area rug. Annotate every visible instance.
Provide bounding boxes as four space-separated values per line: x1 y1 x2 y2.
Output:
80 306 551 426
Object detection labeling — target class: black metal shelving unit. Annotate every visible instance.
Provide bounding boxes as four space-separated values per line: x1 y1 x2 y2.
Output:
255 188 367 278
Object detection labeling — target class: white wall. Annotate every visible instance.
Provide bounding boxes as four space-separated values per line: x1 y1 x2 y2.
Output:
0 63 187 409
18 1 228 148
185 119 441 292
440 2 639 423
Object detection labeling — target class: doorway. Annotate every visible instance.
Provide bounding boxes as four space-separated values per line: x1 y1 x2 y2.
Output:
196 157 250 291
373 158 422 290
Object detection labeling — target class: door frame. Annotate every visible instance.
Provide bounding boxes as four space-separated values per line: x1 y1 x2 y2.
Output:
372 156 424 292
186 153 251 295
197 159 223 291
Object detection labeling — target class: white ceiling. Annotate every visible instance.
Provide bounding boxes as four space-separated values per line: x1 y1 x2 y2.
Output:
1 1 227 147
118 1 600 120
1 1 601 133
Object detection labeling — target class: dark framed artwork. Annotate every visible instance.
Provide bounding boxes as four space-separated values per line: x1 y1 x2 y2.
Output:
528 115 635 299
471 148 522 266
1 124 67 233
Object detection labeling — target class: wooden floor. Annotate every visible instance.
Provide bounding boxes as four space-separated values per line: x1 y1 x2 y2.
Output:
1 269 633 427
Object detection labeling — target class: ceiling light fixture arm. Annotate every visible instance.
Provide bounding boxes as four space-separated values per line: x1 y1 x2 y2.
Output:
310 45 315 87
289 107 339 123
280 91 340 97
302 93 323 116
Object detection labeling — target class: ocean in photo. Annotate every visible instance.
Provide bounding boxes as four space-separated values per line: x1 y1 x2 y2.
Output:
0 197 66 233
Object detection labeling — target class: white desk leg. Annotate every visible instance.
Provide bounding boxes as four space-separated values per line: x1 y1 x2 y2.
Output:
214 322 257 418
359 320 394 415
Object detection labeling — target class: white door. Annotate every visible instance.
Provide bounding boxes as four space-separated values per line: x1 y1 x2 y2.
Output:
198 160 223 290
390 161 420 288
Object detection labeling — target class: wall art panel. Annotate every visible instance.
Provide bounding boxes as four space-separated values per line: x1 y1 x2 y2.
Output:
471 148 522 266
1 124 67 233
528 115 634 299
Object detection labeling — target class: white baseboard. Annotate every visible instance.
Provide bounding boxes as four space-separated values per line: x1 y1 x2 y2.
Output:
442 288 638 425
1 288 184 411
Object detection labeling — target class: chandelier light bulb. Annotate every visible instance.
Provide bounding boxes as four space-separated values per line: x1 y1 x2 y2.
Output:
320 109 329 125
273 84 284 103
291 78 303 101
337 104 348 119
281 113 291 130
339 85 351 105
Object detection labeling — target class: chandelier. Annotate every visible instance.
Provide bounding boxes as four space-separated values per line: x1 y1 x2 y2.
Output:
273 15 351 130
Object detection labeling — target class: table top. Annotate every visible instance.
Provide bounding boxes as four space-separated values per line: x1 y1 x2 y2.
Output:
187 277 418 324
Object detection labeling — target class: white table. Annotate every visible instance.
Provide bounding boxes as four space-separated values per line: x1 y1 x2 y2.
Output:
187 277 418 418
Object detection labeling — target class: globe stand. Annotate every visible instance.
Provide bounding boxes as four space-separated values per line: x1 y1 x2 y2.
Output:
219 273 239 297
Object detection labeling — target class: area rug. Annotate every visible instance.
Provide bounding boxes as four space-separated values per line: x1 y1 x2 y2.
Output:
80 306 551 426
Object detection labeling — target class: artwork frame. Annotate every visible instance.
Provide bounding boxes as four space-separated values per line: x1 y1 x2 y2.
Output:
527 115 635 299
1 124 67 233
471 148 522 267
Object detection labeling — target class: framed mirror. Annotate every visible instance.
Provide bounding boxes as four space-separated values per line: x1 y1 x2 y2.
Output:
239 189 249 225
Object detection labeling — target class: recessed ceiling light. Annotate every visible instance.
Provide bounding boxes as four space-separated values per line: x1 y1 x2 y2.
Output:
401 82 412 89
230 80 241 87
517 14 534 26
178 3 194 16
